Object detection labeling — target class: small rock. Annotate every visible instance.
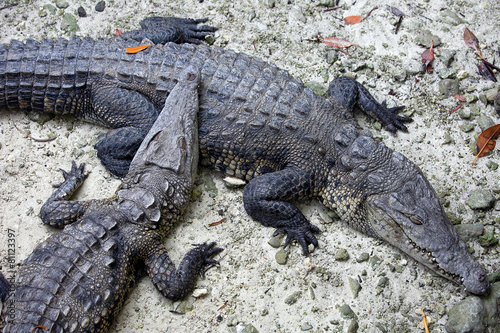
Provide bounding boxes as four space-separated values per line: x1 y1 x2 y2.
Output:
347 320 359 333
477 115 496 132
204 35 216 45
459 122 475 133
494 91 500 115
438 68 456 79
95 1 106 12
466 189 496 210
304 81 327 97
229 323 259 333
457 107 471 119
369 255 382 269
284 291 301 305
393 69 407 82
300 322 313 331
275 249 288 265
77 6 87 17
456 70 469 80
454 223 484 241
377 276 389 288
169 300 193 314
223 176 246 188
43 4 57 15
348 277 362 298
338 304 357 319
55 0 69 9
438 49 456 67
192 288 209 298
438 79 459 96
478 233 498 247
440 9 467 25
486 161 498 170
356 252 369 263
335 248 350 261
268 234 284 248
60 13 79 34
414 30 441 48
446 296 486 333
485 86 500 102
38 9 47 17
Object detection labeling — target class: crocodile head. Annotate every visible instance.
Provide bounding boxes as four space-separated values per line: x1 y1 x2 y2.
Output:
322 132 489 295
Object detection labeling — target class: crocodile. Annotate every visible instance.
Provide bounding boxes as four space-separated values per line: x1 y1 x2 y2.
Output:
0 17 489 295
0 66 223 332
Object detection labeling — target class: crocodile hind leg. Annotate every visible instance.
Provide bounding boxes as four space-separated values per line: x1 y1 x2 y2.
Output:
146 243 223 300
87 82 162 177
243 168 321 255
39 162 98 228
327 76 411 133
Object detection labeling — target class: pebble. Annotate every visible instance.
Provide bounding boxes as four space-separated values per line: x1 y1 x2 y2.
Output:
356 252 369 263
457 107 471 119
169 300 193 314
414 29 441 48
459 122 475 133
466 189 496 210
477 115 496 131
494 91 500 115
347 320 359 333
268 234 284 248
348 277 361 298
446 296 486 333
60 13 79 34
438 79 459 96
300 322 313 331
485 86 500 102
192 288 209 298
95 1 106 12
223 176 246 188
229 323 258 333
338 304 357 319
55 0 69 9
478 233 498 247
77 6 87 17
454 223 484 241
335 248 350 261
275 249 288 265
438 68 455 79
486 161 498 170
284 291 301 305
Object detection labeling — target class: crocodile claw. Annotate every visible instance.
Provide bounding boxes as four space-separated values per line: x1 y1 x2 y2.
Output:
273 223 321 256
193 242 224 277
53 161 87 188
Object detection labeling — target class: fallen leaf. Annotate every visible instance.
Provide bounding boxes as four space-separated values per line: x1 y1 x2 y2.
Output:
472 124 500 165
115 29 122 36
209 218 226 227
454 94 466 102
421 40 434 73
464 27 483 59
449 103 462 113
343 7 377 25
344 15 363 25
323 36 361 55
125 44 151 54
390 6 405 17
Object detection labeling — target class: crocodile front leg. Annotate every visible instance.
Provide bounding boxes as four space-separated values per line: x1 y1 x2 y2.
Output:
39 161 98 228
242 168 320 255
146 243 223 300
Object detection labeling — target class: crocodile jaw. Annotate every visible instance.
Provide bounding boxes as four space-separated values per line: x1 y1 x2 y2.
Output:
364 176 489 295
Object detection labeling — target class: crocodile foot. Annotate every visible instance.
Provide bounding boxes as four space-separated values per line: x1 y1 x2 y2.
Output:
119 16 218 45
273 223 321 256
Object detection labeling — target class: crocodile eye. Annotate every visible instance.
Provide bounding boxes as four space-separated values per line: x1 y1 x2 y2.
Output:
410 215 424 225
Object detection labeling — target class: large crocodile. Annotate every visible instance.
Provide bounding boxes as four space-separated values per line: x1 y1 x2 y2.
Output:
0 66 223 332
0 17 489 295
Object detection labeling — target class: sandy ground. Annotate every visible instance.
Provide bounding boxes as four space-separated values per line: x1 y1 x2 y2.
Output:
0 0 499 332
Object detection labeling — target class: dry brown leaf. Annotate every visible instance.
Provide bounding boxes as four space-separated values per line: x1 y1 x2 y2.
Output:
472 124 500 165
454 94 466 102
323 37 361 56
125 44 151 54
344 15 363 25
463 27 485 60
421 40 434 73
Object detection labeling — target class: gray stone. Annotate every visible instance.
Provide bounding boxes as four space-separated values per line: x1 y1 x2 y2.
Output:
77 6 87 17
483 282 500 328
300 322 313 331
304 81 327 97
268 234 284 248
438 49 456 67
438 68 456 79
485 86 500 102
466 189 496 210
459 122 475 133
229 323 259 333
494 91 500 115
454 223 484 241
60 13 79 34
478 233 498 247
55 0 69 9
486 161 498 170
43 4 57 15
335 248 350 261
347 320 359 333
348 277 362 298
477 115 496 132
457 107 471 119
414 30 441 48
356 252 369 263
275 249 288 265
438 79 459 96
284 291 302 305
445 296 486 333
338 304 357 319
95 1 106 12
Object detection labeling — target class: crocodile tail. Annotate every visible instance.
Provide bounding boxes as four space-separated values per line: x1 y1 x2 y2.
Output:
0 271 9 332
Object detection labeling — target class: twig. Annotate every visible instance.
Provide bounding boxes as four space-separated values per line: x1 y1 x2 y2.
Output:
13 123 58 142
0 4 18 11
